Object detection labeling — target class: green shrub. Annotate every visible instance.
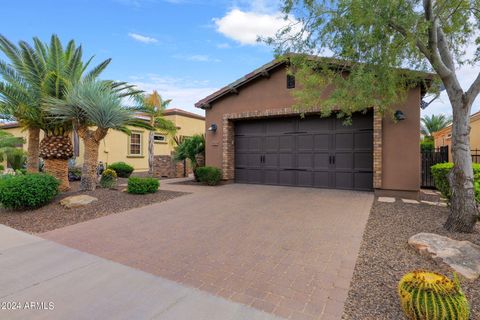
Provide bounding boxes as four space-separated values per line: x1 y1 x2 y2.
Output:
108 162 134 178
0 164 4 171
100 169 117 189
420 139 434 151
127 177 159 194
195 166 222 186
0 173 59 209
431 162 480 201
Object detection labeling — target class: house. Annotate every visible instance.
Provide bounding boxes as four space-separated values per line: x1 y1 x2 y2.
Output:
196 58 433 199
0 108 205 172
433 111 480 157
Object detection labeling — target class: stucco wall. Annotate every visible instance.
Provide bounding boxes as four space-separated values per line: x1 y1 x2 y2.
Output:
434 112 480 156
2 113 205 172
204 66 422 192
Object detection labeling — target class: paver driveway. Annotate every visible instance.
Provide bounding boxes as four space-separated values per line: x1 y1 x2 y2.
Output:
42 181 373 320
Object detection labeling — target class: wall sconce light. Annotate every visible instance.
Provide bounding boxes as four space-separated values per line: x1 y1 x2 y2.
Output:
394 110 406 121
208 123 217 132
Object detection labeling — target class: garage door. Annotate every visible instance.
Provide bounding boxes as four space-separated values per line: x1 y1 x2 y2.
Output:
234 111 373 191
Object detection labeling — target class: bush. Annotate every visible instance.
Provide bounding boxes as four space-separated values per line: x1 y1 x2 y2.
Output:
68 166 82 181
0 173 59 209
100 169 117 189
420 139 434 151
108 162 134 178
195 166 222 186
431 162 480 201
127 177 159 194
0 164 4 171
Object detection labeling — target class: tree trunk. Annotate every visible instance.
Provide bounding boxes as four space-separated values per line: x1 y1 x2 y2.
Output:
81 137 100 191
27 127 40 173
445 97 479 232
44 158 69 191
148 131 154 175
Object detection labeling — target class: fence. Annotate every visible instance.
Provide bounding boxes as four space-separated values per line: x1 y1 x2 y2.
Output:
472 149 480 163
421 146 449 188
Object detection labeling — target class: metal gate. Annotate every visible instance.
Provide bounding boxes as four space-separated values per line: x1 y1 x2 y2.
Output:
421 146 449 188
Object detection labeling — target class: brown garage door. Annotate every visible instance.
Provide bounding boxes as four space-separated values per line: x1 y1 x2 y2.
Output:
234 111 373 191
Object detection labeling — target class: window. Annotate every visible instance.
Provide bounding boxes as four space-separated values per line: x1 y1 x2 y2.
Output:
287 74 295 89
153 134 166 143
129 132 143 156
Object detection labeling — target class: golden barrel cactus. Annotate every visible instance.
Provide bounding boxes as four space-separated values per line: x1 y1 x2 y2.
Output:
398 270 470 320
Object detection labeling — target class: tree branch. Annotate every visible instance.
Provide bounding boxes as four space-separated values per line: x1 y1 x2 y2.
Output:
466 72 480 103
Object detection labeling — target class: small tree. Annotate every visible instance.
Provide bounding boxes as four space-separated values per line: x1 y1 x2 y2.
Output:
174 134 205 177
421 114 452 139
270 0 480 232
134 91 177 175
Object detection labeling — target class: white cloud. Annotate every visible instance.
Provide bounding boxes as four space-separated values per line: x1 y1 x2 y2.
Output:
213 8 301 45
216 43 231 49
130 74 216 114
128 32 158 44
173 54 220 62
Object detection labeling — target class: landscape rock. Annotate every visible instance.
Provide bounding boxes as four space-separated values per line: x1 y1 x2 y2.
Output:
408 232 480 280
60 195 98 208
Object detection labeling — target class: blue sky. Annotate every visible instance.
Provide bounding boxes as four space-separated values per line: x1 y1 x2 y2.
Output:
1 0 479 117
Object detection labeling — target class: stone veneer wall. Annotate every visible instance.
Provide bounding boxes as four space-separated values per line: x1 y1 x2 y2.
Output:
153 155 191 178
220 106 383 188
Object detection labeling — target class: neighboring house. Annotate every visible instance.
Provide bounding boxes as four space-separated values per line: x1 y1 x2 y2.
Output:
196 58 433 199
0 108 205 172
433 111 480 155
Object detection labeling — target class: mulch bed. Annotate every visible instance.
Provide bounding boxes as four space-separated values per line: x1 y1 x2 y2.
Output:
0 181 188 234
343 200 480 320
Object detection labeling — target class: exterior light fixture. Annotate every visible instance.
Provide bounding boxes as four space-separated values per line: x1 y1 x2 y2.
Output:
394 110 406 121
208 123 217 132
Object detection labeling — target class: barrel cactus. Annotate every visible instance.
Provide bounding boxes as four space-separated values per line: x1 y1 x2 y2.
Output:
398 270 470 320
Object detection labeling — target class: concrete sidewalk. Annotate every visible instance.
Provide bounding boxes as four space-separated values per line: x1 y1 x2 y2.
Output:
0 224 281 320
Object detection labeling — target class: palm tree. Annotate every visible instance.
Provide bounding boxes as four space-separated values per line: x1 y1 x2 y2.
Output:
421 114 453 139
45 80 151 191
0 34 111 190
135 91 177 175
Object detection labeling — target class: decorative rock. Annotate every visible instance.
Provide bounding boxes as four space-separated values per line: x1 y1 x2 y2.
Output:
402 199 419 204
60 195 98 208
408 232 480 280
378 197 395 203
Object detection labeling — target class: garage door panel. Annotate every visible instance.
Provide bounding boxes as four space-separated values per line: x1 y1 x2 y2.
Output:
354 152 373 170
297 153 313 169
354 172 373 190
248 137 263 152
298 135 314 151
264 154 278 168
314 134 330 150
236 121 263 135
265 137 279 152
335 152 353 170
297 171 313 187
279 136 294 151
235 136 249 152
354 131 373 149
235 154 248 167
247 153 262 167
247 169 263 184
235 169 248 182
278 170 295 185
335 133 354 150
314 153 330 170
279 153 294 168
299 117 332 132
313 171 330 188
264 170 278 184
266 119 295 134
335 172 354 189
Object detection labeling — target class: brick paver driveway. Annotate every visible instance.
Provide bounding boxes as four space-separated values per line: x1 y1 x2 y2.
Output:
42 181 373 320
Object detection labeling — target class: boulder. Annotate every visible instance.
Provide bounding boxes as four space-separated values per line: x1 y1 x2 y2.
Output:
408 232 480 280
60 195 98 208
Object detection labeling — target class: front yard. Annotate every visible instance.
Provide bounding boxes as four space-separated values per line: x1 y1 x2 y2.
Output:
343 197 480 319
0 179 187 233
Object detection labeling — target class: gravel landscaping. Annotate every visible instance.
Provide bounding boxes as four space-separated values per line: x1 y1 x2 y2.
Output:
0 180 188 233
343 199 480 319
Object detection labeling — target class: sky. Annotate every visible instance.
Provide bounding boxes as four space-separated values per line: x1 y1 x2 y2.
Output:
0 0 479 117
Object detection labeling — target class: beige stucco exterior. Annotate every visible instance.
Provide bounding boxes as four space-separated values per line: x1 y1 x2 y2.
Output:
0 109 205 171
433 111 480 154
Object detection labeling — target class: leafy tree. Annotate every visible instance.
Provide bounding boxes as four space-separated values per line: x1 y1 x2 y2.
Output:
0 34 111 190
421 114 452 138
45 80 151 191
269 0 480 232
174 134 205 176
0 129 26 170
133 91 177 175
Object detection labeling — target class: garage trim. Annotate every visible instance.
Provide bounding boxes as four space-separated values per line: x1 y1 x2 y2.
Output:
221 106 383 189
